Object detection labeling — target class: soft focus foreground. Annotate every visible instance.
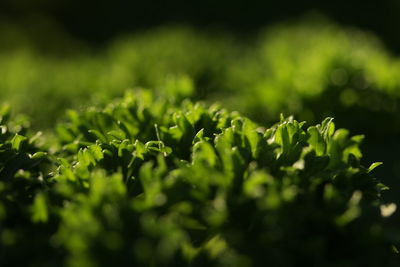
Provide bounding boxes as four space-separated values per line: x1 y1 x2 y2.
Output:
0 91 398 266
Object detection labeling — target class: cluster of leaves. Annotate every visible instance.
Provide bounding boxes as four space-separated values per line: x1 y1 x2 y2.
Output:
221 18 400 139
1 91 398 266
2 17 400 131
227 18 400 208
2 19 400 200
0 105 54 265
0 27 234 128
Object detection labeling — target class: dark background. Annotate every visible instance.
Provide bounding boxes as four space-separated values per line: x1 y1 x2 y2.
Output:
1 0 400 52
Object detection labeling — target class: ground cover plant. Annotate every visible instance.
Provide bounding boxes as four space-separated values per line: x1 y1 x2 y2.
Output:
1 17 400 131
0 26 236 129
3 17 399 214
0 91 398 266
1 15 400 266
222 18 400 210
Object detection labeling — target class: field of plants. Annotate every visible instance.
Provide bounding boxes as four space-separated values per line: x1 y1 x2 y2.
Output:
1 16 400 266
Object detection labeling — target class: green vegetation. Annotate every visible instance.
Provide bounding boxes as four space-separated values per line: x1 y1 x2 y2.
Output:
1 91 398 266
226 20 400 124
1 18 400 131
1 16 400 266
0 27 235 128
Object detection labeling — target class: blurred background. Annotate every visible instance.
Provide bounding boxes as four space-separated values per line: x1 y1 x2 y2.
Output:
1 0 400 222
2 0 400 51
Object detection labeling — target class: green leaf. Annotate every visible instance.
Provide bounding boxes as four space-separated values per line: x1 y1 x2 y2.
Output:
134 140 147 160
0 104 10 124
89 144 104 161
88 129 108 143
368 162 383 173
78 148 96 166
11 134 28 151
319 117 335 139
193 128 205 144
107 130 126 140
192 141 217 166
307 126 325 156
31 193 48 223
30 152 47 159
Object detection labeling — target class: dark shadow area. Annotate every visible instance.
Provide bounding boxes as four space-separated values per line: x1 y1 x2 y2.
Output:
1 0 400 53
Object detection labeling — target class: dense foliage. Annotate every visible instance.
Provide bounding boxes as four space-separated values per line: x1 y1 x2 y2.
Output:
1 18 399 209
2 18 400 130
0 91 398 266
